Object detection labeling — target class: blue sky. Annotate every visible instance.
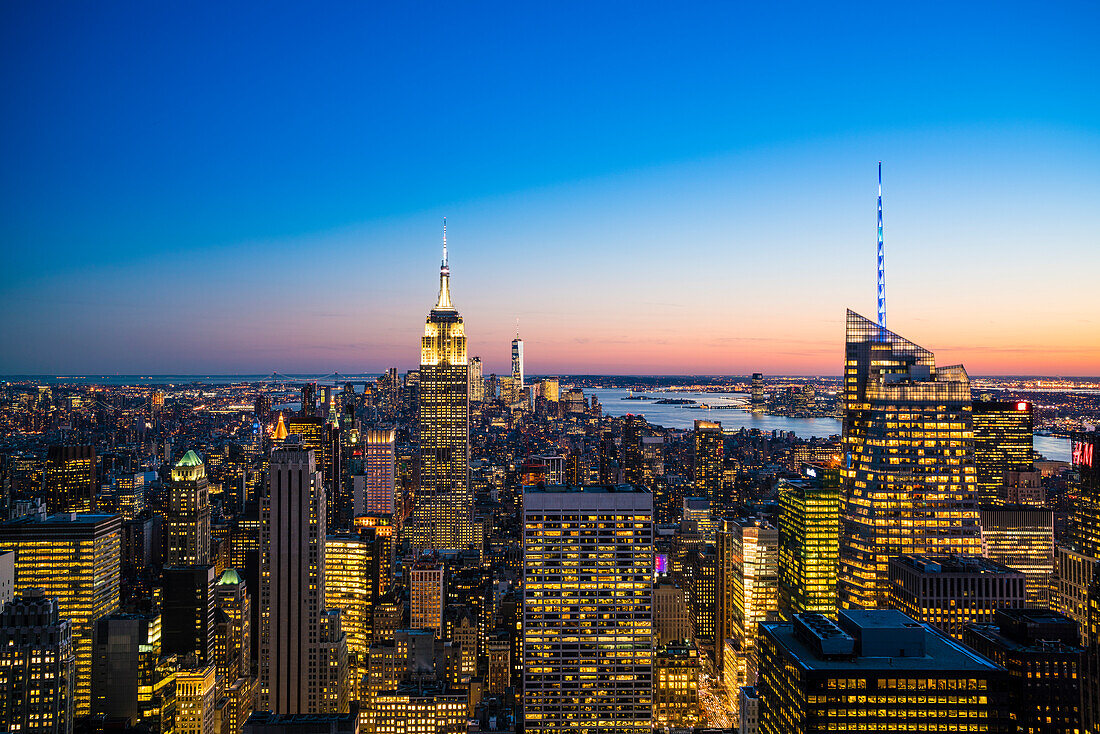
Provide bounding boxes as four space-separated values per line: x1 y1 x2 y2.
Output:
2 1 1099 374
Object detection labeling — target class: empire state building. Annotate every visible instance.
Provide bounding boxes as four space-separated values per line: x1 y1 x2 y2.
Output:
411 222 475 553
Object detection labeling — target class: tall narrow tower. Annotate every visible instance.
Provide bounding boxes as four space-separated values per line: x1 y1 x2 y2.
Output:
877 162 886 329
411 220 474 553
511 326 524 397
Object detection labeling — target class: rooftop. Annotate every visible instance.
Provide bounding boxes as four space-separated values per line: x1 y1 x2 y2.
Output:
891 554 1021 575
762 610 1003 673
523 483 649 494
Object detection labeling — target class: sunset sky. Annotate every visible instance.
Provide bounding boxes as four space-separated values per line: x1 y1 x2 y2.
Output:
2 2 1098 376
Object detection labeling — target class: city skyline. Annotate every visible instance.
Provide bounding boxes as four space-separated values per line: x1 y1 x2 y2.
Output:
2 4 1099 376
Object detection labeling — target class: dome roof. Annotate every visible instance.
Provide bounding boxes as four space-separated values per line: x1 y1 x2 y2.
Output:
176 450 203 467
218 568 243 585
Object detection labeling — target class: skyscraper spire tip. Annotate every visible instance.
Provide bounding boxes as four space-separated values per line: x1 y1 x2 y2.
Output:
442 217 448 269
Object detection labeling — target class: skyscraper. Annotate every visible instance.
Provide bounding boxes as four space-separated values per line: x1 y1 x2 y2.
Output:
511 332 524 396
411 224 473 553
0 511 121 717
168 450 212 566
777 477 840 619
838 310 982 609
758 611 1014 734
410 556 444 636
972 399 1033 504
693 420 723 507
980 506 1055 606
361 429 396 516
0 591 75 734
44 445 96 513
751 374 765 413
467 356 484 403
261 446 327 713
523 484 653 733
162 564 216 666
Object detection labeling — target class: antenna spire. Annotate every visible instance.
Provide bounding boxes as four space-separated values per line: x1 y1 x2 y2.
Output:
442 217 448 269
877 162 886 329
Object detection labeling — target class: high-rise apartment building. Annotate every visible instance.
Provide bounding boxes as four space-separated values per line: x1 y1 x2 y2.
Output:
261 446 328 713
0 591 75 734
778 477 839 618
523 485 653 733
973 399 1033 504
887 555 1026 640
467 357 483 403
693 420 723 507
411 230 473 553
410 556 444 636
980 506 1055 606
839 310 982 609
361 429 396 516
44 445 96 513
168 450 212 566
0 511 120 717
964 609 1084 734
758 611 1013 734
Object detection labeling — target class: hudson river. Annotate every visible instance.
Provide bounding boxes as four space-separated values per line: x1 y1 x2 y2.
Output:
589 388 1072 462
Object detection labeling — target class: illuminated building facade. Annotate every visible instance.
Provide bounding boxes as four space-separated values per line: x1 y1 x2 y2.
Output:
360 429 396 517
687 545 716 649
410 557 444 635
839 310 982 609
0 591 75 734
751 373 765 413
177 664 217 734
168 450 212 566
972 399 1033 505
980 506 1055 606
44 445 96 513
759 610 1013 734
215 569 254 734
373 681 466 734
723 519 778 681
324 535 371 656
318 610 350 714
466 356 483 404
693 420 723 507
522 485 653 733
964 609 1084 734
0 511 120 717
653 642 701 729
511 334 524 396
777 477 839 619
261 446 327 713
653 576 691 646
411 229 474 553
887 555 1026 640
1054 430 1100 644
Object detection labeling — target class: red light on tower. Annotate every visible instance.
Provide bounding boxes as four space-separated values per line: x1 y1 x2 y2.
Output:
1016 402 1028 410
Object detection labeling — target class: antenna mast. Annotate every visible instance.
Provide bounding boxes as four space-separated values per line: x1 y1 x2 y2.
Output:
877 162 886 329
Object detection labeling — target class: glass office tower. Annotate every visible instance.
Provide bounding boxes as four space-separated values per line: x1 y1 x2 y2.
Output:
839 310 982 609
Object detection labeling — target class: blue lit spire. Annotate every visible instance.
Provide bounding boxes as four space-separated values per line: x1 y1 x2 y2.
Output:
877 161 886 329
